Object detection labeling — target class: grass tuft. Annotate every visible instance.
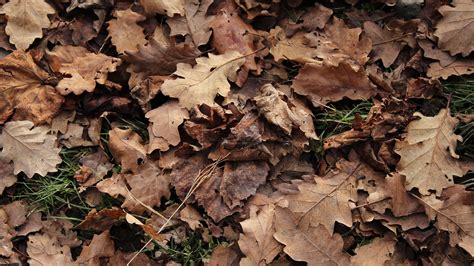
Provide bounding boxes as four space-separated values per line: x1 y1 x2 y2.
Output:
160 232 221 265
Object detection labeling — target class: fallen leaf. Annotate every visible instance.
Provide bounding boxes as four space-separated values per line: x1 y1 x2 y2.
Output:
406 78 442 99
161 50 245 109
27 233 74 266
179 205 203 230
0 159 16 195
350 236 396 265
238 204 282 266
56 52 121 95
434 0 474 56
76 208 125 232
139 0 185 17
427 59 474 80
273 207 350 265
167 0 214 47
0 121 61 178
108 127 147 173
74 151 113 187
418 39 456 67
363 21 405 67
269 27 321 65
208 244 240 266
0 51 63 125
0 0 55 50
76 230 115 265
145 100 189 150
395 108 464 196
107 8 146 53
292 62 377 106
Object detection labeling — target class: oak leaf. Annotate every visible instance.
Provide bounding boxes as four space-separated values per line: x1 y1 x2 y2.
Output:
0 159 16 195
75 230 115 265
350 237 396 265
395 109 464 196
269 27 320 65
139 0 184 17
238 204 282 266
363 21 405 68
56 52 121 95
0 121 61 178
434 0 474 57
292 62 376 107
273 207 350 265
167 0 214 47
108 127 147 173
27 233 73 266
427 59 474 80
145 100 189 150
161 50 245 109
0 51 63 125
107 8 146 54
0 0 55 50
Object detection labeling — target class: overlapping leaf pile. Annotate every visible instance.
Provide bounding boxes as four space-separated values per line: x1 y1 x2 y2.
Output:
0 0 473 264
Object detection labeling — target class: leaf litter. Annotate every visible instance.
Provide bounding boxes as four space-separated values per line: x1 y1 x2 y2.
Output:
0 0 473 265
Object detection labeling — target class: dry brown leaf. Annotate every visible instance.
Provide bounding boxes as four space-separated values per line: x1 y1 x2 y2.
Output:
254 84 317 139
427 59 474 80
269 27 320 65
0 51 63 125
139 0 184 17
363 21 405 68
208 244 240 266
56 52 121 95
434 0 474 57
350 236 396 265
76 230 115 265
108 127 147 173
161 50 245 109
395 108 464 196
76 208 125 232
179 205 203 230
0 0 55 50
124 26 200 76
418 39 456 67
238 204 282 266
167 0 214 47
0 121 61 178
292 62 376 106
27 233 74 266
299 3 333 31
145 100 189 150
107 8 146 54
406 78 442 99
0 159 16 195
273 207 350 265
74 151 113 187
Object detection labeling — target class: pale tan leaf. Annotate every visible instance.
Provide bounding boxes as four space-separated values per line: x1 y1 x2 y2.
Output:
434 0 474 56
108 127 146 173
269 26 320 65
107 8 146 53
161 50 245 109
0 121 61 178
273 207 350 265
238 204 282 266
0 0 55 50
350 237 396 265
145 100 189 148
27 233 73 266
427 59 474 80
139 0 184 17
0 159 16 195
395 108 464 196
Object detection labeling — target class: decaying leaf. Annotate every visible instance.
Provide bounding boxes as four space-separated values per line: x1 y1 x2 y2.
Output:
161 50 245 109
139 0 185 17
238 204 281 266
0 0 55 50
0 121 61 178
75 230 115 265
0 159 16 195
274 207 350 265
395 109 465 196
27 233 73 266
0 51 63 125
167 0 214 47
434 0 474 57
363 21 405 68
108 127 147 173
145 100 189 150
107 8 146 54
292 62 377 106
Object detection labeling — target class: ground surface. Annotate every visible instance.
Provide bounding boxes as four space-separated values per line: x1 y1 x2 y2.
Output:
0 0 473 265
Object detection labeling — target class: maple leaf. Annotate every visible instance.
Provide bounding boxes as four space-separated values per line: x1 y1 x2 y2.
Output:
434 0 474 57
273 207 350 265
167 0 214 47
292 62 377 107
0 121 61 178
139 0 184 17
238 204 282 266
56 52 121 95
395 109 465 196
145 100 189 150
0 0 55 50
161 50 245 109
0 51 63 125
107 8 146 54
